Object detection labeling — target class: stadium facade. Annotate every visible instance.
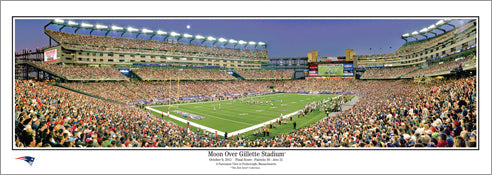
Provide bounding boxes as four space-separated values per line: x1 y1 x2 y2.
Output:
42 30 268 69
354 19 476 74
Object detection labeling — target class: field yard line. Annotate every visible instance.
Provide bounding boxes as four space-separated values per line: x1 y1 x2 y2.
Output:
228 108 302 136
186 104 281 121
146 106 226 136
148 94 342 137
229 95 342 136
148 93 283 107
172 108 255 125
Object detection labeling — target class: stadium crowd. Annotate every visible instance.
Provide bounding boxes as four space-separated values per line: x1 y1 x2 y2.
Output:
15 79 201 148
356 20 475 61
63 78 364 104
396 21 475 55
236 70 294 80
132 68 233 80
317 77 476 148
45 30 268 61
361 66 417 79
33 63 128 80
62 80 275 104
402 54 475 78
16 75 476 148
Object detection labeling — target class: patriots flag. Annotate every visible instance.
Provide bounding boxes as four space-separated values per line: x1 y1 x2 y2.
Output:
16 156 35 166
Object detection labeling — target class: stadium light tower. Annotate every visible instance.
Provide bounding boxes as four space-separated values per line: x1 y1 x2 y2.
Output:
163 32 180 42
202 36 216 44
53 19 65 24
443 19 455 29
228 39 238 48
410 31 420 41
245 41 256 49
436 20 445 26
59 20 78 32
433 20 447 33
216 38 227 46
183 34 193 43
170 32 180 37
151 30 167 40
257 41 266 49
164 32 179 41
106 25 123 36
190 35 205 44
177 33 193 42
426 25 438 36
136 28 153 38
401 33 410 42
75 22 93 33
90 24 108 35
45 19 64 29
121 27 139 37
238 40 247 49
419 28 429 39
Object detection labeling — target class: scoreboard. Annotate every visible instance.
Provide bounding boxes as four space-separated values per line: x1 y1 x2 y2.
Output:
44 49 58 63
318 64 343 76
343 64 354 76
309 62 354 77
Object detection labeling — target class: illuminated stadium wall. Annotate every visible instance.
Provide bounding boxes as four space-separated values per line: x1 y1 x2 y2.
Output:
51 49 264 69
355 19 476 68
43 29 268 69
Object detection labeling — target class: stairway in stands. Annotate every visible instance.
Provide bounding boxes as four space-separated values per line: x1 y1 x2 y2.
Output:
230 71 245 80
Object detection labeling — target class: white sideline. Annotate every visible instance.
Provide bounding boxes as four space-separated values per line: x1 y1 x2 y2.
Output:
229 108 303 136
147 94 341 137
149 93 282 107
229 94 341 136
146 106 226 136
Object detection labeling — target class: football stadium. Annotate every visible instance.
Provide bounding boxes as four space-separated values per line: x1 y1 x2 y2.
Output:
14 18 477 148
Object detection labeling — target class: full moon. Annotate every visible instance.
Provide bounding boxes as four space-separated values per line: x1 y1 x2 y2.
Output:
186 25 190 29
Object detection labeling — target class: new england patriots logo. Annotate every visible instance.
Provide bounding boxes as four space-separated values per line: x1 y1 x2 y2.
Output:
16 156 35 166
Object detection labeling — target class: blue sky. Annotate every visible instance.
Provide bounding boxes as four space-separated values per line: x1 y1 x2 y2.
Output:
15 18 469 57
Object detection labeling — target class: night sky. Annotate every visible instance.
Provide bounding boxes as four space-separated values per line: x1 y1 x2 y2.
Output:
14 18 471 57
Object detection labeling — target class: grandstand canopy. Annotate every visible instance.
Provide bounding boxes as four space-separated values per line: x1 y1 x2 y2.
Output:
401 19 457 42
45 19 268 50
21 18 474 57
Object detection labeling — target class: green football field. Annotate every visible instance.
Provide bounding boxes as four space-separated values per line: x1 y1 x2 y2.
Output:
149 93 338 133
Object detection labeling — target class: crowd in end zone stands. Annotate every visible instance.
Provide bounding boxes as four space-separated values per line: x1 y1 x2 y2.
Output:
402 54 475 78
31 62 295 81
33 63 128 80
355 53 399 61
361 66 417 79
360 53 475 79
16 74 476 147
132 68 234 80
355 20 475 61
396 21 475 56
62 80 275 104
236 70 294 80
63 79 357 104
45 30 268 61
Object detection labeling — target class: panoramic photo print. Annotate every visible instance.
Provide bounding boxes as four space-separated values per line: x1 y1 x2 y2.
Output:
14 18 477 149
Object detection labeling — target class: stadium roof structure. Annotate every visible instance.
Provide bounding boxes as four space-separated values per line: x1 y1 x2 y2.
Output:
44 19 267 50
401 19 455 42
